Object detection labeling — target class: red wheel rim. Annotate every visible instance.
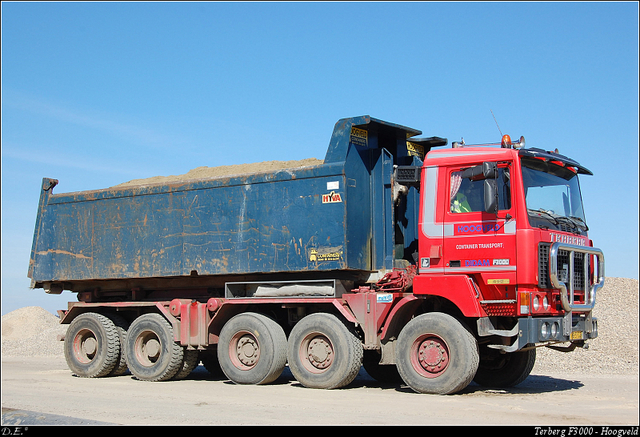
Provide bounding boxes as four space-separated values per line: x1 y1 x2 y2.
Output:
410 334 450 378
228 330 260 370
134 330 162 367
72 328 98 364
299 334 334 374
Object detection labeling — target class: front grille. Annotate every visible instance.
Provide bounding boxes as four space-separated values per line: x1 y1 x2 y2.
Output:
538 243 586 290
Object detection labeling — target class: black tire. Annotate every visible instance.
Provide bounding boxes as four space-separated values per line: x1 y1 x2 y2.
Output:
124 313 184 382
287 313 363 389
474 347 536 388
217 312 287 385
363 350 403 383
200 349 224 378
64 312 121 378
396 312 479 394
173 349 200 380
105 313 130 376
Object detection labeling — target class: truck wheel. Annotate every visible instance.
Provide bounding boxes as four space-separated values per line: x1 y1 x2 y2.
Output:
217 312 287 385
125 313 184 381
287 313 363 389
200 349 224 378
64 312 121 378
173 349 200 380
106 313 130 376
363 350 403 383
396 312 479 394
474 348 536 388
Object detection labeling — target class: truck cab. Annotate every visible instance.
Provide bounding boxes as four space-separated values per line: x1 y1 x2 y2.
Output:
412 135 604 353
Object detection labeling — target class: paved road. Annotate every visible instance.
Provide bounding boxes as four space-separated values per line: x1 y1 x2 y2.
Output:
1 356 638 426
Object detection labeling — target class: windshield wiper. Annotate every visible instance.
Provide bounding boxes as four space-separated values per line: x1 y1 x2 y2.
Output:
528 209 589 232
527 208 560 225
568 216 589 231
554 215 581 232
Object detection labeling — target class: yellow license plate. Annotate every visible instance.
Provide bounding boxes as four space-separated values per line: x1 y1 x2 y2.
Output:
570 331 584 340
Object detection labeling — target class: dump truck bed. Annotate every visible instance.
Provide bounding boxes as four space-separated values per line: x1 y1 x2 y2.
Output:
28 116 444 296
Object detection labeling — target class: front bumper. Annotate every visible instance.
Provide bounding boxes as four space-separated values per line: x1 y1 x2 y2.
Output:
477 313 598 353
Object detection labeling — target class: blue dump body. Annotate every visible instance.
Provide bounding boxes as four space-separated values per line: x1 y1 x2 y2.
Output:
28 116 446 295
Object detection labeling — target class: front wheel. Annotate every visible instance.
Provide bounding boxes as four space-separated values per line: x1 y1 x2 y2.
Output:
396 312 479 394
474 347 536 388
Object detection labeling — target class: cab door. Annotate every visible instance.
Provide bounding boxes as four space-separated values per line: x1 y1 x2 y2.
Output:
418 166 445 275
442 161 517 301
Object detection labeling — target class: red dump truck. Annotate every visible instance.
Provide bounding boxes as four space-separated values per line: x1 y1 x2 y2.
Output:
28 116 604 394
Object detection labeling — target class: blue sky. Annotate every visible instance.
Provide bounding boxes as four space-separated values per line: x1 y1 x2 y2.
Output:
2 2 638 315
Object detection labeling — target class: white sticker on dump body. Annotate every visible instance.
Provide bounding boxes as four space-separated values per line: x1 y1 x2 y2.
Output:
327 181 339 190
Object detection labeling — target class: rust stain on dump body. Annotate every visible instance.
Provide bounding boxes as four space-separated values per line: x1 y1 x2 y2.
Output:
36 249 92 260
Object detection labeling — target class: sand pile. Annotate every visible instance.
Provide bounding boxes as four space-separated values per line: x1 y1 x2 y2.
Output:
112 158 324 188
2 278 638 376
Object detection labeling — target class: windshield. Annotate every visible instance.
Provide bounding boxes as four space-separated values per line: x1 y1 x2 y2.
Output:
521 157 588 233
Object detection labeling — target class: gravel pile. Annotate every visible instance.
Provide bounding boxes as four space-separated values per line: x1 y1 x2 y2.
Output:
2 277 638 375
533 276 638 375
2 306 67 357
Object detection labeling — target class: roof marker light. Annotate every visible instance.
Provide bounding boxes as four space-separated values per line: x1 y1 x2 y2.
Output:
501 134 512 148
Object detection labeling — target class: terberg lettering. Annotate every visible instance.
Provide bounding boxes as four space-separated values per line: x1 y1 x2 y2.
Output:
550 233 587 246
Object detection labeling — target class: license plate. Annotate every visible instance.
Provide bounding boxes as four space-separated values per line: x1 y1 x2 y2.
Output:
570 331 584 340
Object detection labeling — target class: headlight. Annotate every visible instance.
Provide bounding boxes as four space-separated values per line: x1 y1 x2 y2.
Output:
543 295 550 310
551 322 559 338
533 295 540 311
540 322 549 339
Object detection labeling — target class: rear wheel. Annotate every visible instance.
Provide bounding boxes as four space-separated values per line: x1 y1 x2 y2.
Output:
105 313 129 376
474 347 536 388
173 349 200 380
218 313 287 385
64 312 121 378
287 313 363 389
396 312 479 394
125 313 184 381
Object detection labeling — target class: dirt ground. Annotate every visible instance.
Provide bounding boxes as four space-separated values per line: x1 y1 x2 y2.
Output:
1 355 637 426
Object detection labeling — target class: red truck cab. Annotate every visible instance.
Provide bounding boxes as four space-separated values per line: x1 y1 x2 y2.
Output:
413 136 603 350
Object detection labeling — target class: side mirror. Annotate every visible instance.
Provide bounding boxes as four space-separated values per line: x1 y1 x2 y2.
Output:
484 179 498 214
461 162 498 181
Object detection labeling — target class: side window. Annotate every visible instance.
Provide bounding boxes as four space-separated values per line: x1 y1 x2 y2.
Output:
449 164 511 213
498 165 512 211
450 172 483 213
